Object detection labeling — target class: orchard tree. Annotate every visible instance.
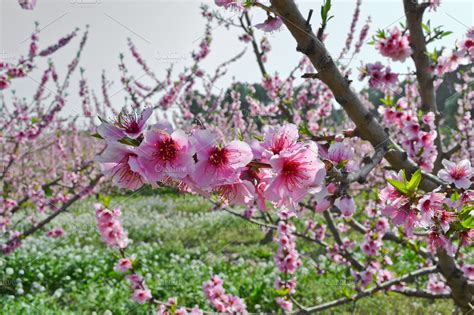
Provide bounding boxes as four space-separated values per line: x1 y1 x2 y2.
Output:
7 0 474 313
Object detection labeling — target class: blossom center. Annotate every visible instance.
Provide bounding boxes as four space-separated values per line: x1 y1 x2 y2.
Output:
209 147 228 167
157 138 177 161
281 160 309 187
450 166 466 180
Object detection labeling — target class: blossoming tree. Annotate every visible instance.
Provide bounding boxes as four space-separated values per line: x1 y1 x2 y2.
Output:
0 24 104 254
7 0 474 313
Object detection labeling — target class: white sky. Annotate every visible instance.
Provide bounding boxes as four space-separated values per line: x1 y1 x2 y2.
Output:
1 0 473 118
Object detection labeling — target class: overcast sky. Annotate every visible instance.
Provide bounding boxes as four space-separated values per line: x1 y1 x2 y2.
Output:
1 0 472 118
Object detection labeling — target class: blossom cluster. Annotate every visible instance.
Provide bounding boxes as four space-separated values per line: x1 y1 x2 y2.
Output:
380 166 473 255
358 62 398 90
96 110 327 211
203 275 247 313
95 204 130 248
378 89 439 172
435 29 473 76
375 27 412 62
274 209 301 312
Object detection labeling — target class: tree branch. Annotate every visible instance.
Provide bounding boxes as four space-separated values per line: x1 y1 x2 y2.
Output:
391 288 451 299
293 266 437 313
269 0 444 192
324 209 364 271
269 0 471 309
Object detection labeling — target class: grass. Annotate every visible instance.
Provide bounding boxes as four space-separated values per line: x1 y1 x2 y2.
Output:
0 193 455 314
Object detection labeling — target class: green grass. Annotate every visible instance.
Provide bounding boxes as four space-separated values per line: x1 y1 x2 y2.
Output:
0 194 454 314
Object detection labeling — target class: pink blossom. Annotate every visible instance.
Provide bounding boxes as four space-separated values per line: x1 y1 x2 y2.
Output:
126 274 144 290
95 204 130 249
97 107 152 141
360 62 398 89
417 192 445 224
203 275 247 314
438 159 473 189
428 0 441 11
137 128 195 182
375 217 389 234
382 203 417 236
214 0 243 10
276 297 293 312
46 227 65 238
96 143 145 190
427 274 451 295
0 75 10 90
216 180 255 205
261 123 300 157
435 49 469 75
115 257 134 272
265 143 325 207
327 142 353 164
457 35 474 58
18 0 37 10
335 196 356 217
376 27 412 62
462 265 474 280
192 130 253 188
361 233 382 256
428 230 455 257
132 288 152 304
255 16 283 32
275 220 302 274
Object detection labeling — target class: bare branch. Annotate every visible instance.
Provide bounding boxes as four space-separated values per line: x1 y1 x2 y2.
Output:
292 266 437 314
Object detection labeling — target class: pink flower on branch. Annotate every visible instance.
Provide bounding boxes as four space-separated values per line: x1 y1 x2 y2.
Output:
375 27 412 62
97 107 153 141
18 0 37 10
96 143 145 190
255 16 283 32
265 142 326 208
191 129 253 189
136 128 195 183
438 159 473 189
95 204 130 249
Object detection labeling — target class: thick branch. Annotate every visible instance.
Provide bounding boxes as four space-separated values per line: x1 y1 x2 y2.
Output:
437 249 474 311
403 0 436 113
269 0 471 309
403 0 444 170
269 0 443 192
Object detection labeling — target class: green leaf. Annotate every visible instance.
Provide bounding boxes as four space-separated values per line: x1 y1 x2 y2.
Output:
118 137 141 147
401 169 408 185
31 117 38 124
441 31 453 38
450 191 460 202
275 288 289 296
98 195 111 208
43 185 53 197
422 22 430 34
91 133 104 139
407 169 422 194
387 178 408 195
459 205 474 229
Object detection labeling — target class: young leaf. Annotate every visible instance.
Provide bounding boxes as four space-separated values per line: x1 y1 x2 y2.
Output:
387 178 408 195
407 169 422 193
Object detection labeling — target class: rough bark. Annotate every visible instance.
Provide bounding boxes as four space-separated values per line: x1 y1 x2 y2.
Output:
269 0 473 311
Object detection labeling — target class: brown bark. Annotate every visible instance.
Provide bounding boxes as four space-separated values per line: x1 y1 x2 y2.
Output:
269 0 473 311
